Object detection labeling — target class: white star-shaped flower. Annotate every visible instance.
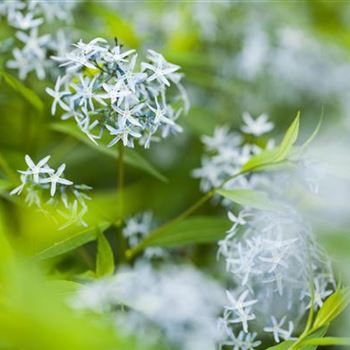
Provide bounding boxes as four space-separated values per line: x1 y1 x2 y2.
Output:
19 155 53 183
45 76 70 115
113 101 144 128
148 97 174 126
40 163 73 196
225 290 258 332
71 75 106 111
106 119 141 148
105 46 135 64
142 49 180 86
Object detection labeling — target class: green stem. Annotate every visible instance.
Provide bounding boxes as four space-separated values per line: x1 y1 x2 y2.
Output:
125 169 248 260
116 142 124 227
126 189 215 259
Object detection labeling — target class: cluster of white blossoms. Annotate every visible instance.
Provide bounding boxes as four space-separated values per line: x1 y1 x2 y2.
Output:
122 211 166 260
10 155 91 229
0 0 75 80
217 208 335 349
46 38 189 149
193 115 335 349
192 112 274 194
73 264 225 350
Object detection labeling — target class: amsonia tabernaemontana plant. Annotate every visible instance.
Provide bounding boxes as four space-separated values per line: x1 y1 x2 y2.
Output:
0 2 349 350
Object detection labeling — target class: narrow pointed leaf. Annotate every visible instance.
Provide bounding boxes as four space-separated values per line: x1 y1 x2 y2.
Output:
36 224 108 260
265 341 293 350
313 288 349 329
96 231 114 277
216 188 279 211
303 337 350 346
141 216 231 247
242 112 300 172
0 70 43 111
275 111 300 161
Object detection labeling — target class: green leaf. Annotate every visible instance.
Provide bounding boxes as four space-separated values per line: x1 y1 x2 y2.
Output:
36 224 108 260
0 256 139 350
300 327 329 350
0 70 43 111
265 341 294 350
302 337 350 346
300 114 322 152
313 288 349 330
51 122 167 182
46 280 82 298
242 112 300 173
140 216 231 248
275 111 300 162
264 325 328 350
216 188 279 211
291 115 323 159
96 231 114 277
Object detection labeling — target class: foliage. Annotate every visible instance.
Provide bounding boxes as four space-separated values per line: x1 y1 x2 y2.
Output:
0 1 350 350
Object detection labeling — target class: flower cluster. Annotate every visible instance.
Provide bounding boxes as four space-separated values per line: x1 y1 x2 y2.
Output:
217 208 335 348
193 115 335 349
46 38 189 149
10 155 91 229
122 211 166 259
1 0 75 80
73 264 225 350
192 112 274 193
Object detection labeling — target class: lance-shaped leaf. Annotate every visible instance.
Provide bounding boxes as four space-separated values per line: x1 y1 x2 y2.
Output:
312 288 349 330
0 70 43 111
135 216 230 248
96 231 114 277
264 341 294 350
216 188 280 211
302 337 350 347
265 326 328 350
242 112 300 173
36 224 108 260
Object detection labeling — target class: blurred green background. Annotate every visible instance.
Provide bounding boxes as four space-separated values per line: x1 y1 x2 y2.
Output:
1 1 350 349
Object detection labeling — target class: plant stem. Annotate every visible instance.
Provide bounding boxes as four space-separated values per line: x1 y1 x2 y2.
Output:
126 189 215 259
125 168 249 260
116 142 124 227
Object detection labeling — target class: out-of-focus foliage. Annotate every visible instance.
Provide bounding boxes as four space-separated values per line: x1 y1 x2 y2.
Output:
1 1 350 349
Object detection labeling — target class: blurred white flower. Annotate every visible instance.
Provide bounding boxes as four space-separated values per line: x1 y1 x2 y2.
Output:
72 264 225 350
2 0 76 80
220 329 261 350
241 112 274 136
122 212 167 260
11 11 43 30
263 316 294 343
224 290 257 333
193 118 274 193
